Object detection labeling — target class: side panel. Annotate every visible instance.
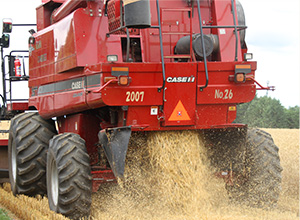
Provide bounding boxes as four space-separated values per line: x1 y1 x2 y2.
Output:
73 9 101 66
31 74 89 118
92 63 164 107
29 7 123 116
54 13 77 73
29 30 55 87
196 105 230 127
53 77 87 115
197 62 256 105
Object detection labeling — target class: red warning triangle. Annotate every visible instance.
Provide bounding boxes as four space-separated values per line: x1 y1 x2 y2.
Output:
168 100 191 121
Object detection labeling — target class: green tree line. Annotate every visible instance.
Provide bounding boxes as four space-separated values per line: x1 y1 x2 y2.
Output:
235 96 299 128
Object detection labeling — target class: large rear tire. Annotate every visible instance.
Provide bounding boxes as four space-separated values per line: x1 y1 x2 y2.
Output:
8 112 56 196
47 133 92 219
227 128 282 208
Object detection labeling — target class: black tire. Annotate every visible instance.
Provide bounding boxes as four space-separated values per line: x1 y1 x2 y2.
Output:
227 128 282 208
47 133 92 219
8 112 56 196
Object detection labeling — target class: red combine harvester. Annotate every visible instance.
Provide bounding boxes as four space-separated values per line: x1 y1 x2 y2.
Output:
6 0 282 219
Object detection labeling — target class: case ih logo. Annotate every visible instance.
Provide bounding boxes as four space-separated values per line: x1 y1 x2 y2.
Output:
166 76 195 83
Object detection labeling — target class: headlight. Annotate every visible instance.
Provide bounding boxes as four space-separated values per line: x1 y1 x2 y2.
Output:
107 55 118 62
244 53 253 61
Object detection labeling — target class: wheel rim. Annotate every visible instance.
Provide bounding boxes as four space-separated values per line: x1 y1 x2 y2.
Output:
50 159 59 207
11 142 17 183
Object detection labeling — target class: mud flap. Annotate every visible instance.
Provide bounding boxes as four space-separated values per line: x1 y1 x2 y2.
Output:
98 126 131 179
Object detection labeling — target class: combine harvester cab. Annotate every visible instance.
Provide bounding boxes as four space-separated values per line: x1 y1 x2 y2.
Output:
6 0 282 219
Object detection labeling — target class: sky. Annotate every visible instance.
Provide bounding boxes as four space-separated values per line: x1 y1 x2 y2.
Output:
239 0 300 108
0 0 299 108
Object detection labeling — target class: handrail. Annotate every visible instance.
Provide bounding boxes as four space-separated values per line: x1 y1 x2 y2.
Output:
231 0 239 61
196 0 209 91
156 0 166 93
5 51 30 105
202 25 247 29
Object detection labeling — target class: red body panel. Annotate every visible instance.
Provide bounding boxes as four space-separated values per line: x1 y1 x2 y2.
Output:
7 102 29 111
211 0 242 61
163 63 197 126
0 140 8 147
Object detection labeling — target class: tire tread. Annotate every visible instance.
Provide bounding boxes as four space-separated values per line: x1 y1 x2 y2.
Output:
9 112 56 196
47 133 92 219
228 128 282 208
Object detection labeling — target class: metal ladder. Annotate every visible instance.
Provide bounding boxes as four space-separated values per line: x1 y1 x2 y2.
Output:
160 7 194 61
155 0 243 92
155 0 209 92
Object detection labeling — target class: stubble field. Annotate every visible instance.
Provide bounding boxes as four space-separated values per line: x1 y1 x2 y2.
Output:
0 128 298 220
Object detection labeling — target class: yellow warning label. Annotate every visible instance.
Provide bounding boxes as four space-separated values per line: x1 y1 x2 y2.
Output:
168 100 191 121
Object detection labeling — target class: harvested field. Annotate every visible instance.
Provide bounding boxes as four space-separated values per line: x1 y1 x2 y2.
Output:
0 128 299 220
